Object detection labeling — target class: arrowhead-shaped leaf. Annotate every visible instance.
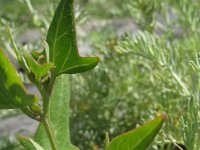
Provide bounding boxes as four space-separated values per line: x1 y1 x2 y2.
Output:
105 113 166 150
0 49 38 109
35 74 79 150
18 136 44 150
47 0 99 76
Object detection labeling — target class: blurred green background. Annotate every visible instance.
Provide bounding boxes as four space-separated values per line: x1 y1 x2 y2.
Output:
0 0 200 150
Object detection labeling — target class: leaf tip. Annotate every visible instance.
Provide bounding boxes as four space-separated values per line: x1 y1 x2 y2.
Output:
158 112 167 122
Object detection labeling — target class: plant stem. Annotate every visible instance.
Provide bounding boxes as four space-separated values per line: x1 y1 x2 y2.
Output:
43 118 58 150
170 69 190 96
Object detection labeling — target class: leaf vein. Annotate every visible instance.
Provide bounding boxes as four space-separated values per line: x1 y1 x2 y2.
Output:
55 32 68 42
59 43 72 73
58 60 96 74
52 0 67 62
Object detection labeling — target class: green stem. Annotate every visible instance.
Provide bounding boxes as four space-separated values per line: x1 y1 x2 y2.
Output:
43 118 58 150
32 77 50 116
170 69 190 96
28 74 58 149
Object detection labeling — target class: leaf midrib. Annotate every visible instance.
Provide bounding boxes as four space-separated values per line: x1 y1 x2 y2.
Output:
130 121 161 150
52 0 67 63
108 120 162 150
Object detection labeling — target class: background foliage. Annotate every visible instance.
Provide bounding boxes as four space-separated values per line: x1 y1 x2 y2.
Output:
0 0 200 149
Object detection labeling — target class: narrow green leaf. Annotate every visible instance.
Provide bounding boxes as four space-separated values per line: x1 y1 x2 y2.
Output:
0 49 38 109
7 26 31 72
105 113 166 150
35 74 79 150
7 26 21 61
47 0 99 76
24 52 54 78
18 136 44 150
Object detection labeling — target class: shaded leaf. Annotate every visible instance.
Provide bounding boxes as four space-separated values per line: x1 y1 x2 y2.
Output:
35 74 79 150
47 0 99 76
0 49 38 109
18 136 44 150
105 113 166 150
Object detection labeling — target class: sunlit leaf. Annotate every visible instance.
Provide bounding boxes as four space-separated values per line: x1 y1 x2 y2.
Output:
0 49 38 109
47 0 99 76
105 113 166 150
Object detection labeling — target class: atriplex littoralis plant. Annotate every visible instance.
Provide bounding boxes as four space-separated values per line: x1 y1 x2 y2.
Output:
0 0 166 149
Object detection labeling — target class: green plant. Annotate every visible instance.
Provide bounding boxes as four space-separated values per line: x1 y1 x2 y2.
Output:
0 0 166 150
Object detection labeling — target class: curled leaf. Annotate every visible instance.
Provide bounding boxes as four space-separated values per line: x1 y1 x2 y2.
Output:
24 52 54 78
